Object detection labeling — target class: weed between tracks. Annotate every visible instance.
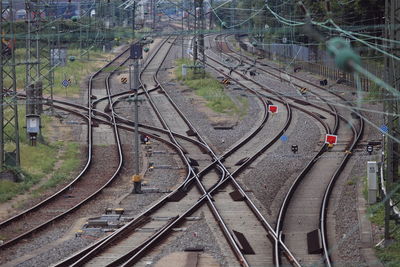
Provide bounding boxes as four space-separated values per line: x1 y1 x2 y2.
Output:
175 58 248 118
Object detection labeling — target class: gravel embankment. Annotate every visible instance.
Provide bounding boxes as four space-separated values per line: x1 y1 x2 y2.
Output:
239 111 322 222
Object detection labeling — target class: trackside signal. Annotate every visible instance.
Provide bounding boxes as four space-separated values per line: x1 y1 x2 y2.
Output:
269 105 278 113
325 134 338 145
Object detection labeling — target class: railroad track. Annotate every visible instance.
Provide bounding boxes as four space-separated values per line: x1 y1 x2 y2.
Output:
2 28 363 267
211 34 364 266
55 30 342 266
0 35 177 261
0 45 131 262
53 33 307 266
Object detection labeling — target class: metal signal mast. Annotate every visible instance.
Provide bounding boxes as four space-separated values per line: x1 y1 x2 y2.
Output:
25 0 55 118
384 0 400 245
0 0 20 168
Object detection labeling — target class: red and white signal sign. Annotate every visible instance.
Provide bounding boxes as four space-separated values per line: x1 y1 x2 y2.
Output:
269 105 278 113
325 134 338 145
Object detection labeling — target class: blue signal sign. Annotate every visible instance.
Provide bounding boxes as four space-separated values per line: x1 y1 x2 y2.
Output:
380 125 388 134
62 79 70 87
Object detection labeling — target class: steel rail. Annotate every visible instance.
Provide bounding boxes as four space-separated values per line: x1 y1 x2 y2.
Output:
206 34 356 264
57 31 332 267
0 47 131 251
69 33 276 267
55 32 332 266
126 35 251 266
228 34 364 266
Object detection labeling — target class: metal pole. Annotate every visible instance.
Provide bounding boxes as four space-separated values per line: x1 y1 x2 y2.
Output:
182 1 184 58
133 59 142 194
193 0 198 64
209 0 213 30
1 0 20 167
231 0 235 32
0 1 4 170
132 1 136 38
383 0 400 245
152 0 156 29
199 0 205 77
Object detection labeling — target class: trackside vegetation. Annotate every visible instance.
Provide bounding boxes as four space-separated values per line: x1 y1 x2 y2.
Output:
0 48 112 204
175 58 248 118
364 176 400 266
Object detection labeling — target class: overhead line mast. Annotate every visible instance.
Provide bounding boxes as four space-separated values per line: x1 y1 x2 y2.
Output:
384 0 400 246
0 0 20 168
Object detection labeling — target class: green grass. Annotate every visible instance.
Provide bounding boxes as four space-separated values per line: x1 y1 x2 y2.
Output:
367 202 400 266
175 58 248 117
0 51 89 203
365 84 381 101
0 136 81 203
35 142 80 193
0 171 37 203
365 184 400 266
11 48 111 97
0 106 81 203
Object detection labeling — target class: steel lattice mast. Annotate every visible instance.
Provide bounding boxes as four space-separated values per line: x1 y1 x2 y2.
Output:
0 0 20 168
25 0 55 117
384 0 400 244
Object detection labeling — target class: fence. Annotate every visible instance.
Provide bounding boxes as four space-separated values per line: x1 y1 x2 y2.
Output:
236 35 384 91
